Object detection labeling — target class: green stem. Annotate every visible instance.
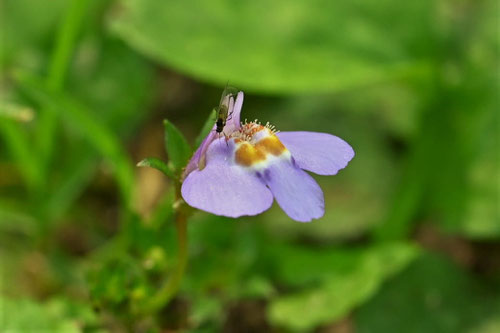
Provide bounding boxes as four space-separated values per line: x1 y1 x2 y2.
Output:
36 0 91 182
143 194 189 314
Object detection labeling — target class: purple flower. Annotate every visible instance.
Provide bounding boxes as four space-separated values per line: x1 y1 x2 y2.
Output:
181 91 354 222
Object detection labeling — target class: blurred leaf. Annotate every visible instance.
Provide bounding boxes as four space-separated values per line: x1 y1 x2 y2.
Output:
0 101 34 122
15 72 135 208
35 0 92 177
45 39 155 220
88 213 177 316
3 1 154 219
374 114 430 241
459 105 500 238
0 120 43 190
461 157 500 238
0 201 37 237
44 151 97 220
190 297 224 331
163 119 192 172
88 256 144 306
0 296 98 333
181 215 270 330
355 253 500 333
68 38 155 135
240 275 276 299
268 242 419 331
375 0 497 240
137 157 175 179
109 0 433 93
0 0 66 71
184 214 266 293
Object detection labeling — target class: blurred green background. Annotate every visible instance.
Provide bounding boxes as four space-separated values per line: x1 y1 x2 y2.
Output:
0 0 498 332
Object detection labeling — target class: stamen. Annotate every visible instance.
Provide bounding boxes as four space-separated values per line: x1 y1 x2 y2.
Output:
232 119 288 168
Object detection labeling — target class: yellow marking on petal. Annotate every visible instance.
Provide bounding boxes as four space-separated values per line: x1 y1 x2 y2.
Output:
234 135 288 167
255 136 287 156
235 142 266 167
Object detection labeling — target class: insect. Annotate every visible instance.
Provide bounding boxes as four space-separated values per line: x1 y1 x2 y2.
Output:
214 85 238 136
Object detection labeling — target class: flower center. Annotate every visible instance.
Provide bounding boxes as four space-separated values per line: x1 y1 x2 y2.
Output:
231 121 289 168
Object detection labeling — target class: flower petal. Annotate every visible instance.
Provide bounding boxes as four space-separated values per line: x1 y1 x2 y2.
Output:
181 139 273 217
182 91 244 179
225 91 243 133
276 131 354 176
183 131 216 178
262 159 324 222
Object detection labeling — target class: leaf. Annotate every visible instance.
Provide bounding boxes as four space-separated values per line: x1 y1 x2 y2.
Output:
0 120 43 191
355 254 500 333
0 296 97 333
0 201 37 237
0 101 34 122
268 243 419 332
88 256 144 306
109 0 434 94
163 119 192 172
14 72 135 208
459 105 500 238
44 39 155 220
190 297 224 329
0 0 67 70
68 38 155 134
137 157 175 179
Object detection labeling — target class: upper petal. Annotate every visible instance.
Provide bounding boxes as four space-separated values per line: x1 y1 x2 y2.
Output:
181 139 273 218
225 91 243 133
183 91 244 179
276 131 354 176
262 159 324 222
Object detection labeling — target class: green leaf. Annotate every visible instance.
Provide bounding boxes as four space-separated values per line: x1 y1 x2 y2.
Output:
189 297 224 330
0 101 34 122
44 150 97 220
88 256 144 306
355 254 500 333
109 0 433 93
44 39 155 220
458 106 500 238
0 120 43 191
68 38 155 134
0 0 67 70
14 72 135 209
0 201 37 237
163 119 192 172
268 243 419 332
0 296 97 333
137 157 175 179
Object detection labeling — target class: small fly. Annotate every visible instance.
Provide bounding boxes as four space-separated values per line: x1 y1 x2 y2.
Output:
214 85 238 136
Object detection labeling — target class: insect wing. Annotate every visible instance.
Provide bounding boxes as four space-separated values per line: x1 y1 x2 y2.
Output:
218 85 238 107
